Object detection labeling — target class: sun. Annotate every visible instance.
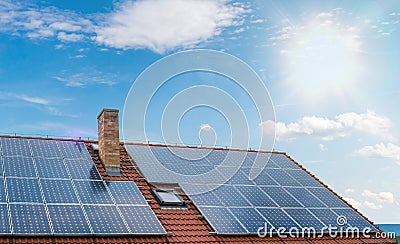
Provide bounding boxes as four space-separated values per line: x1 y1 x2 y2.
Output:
281 16 362 103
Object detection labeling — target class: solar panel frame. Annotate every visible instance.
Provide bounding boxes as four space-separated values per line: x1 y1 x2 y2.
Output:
9 203 51 235
47 204 92 235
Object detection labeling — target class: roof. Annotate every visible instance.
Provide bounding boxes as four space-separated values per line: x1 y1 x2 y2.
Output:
0 135 396 244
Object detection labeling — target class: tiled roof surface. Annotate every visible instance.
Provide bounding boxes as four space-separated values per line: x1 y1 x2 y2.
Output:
0 136 396 244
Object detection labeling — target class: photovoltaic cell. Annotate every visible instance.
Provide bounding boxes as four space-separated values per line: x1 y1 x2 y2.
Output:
35 158 69 179
198 207 246 234
29 139 61 158
106 181 147 205
0 138 31 157
284 169 322 187
309 208 349 230
257 208 300 232
41 179 79 203
6 178 43 203
189 191 223 207
3 156 36 178
10 204 51 234
66 159 101 180
230 207 267 233
57 141 90 159
332 208 378 231
285 187 326 207
266 168 301 186
84 205 129 234
308 188 348 208
226 170 255 185
260 186 302 207
235 185 277 207
252 171 279 186
73 180 113 204
284 208 326 230
119 205 165 234
48 204 91 234
270 154 299 169
0 178 6 203
212 185 250 207
0 204 10 234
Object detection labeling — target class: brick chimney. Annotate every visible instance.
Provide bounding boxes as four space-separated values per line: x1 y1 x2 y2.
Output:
97 109 121 175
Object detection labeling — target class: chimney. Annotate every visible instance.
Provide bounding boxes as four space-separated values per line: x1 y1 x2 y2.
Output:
97 109 122 176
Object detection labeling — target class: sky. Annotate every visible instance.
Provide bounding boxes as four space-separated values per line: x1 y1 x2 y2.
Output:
0 0 399 223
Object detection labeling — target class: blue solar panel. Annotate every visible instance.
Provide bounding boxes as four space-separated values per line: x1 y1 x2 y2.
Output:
266 168 301 186
119 205 165 234
284 208 326 230
0 204 11 234
10 204 51 234
285 187 326 207
106 181 148 205
332 208 378 231
6 178 43 203
212 185 250 207
41 179 79 203
230 207 267 233
257 208 301 232
260 186 302 207
252 171 279 186
309 208 350 230
270 154 299 169
48 204 91 234
35 158 69 179
226 170 255 185
3 156 36 178
84 205 129 234
29 139 61 158
235 186 277 207
198 207 246 234
284 169 322 187
0 138 31 157
73 180 114 204
205 149 227 165
308 188 348 208
189 191 223 206
65 159 101 180
57 141 90 159
0 178 6 203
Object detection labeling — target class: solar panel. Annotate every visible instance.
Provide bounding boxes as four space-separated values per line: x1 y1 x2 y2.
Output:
235 185 277 207
35 158 70 179
253 171 279 186
284 208 326 230
47 204 91 234
0 178 6 203
57 141 91 159
257 208 301 232
226 170 255 185
230 207 267 233
29 139 61 158
105 181 148 205
284 169 322 187
10 204 51 234
285 187 326 207
307 187 349 208
332 208 378 231
41 179 79 203
260 186 302 207
65 159 101 180
6 178 43 203
83 205 129 234
197 207 246 233
119 205 165 234
189 191 223 207
266 168 301 186
73 180 114 204
0 204 11 234
3 156 36 178
270 154 299 169
0 138 31 157
309 208 350 230
212 185 250 207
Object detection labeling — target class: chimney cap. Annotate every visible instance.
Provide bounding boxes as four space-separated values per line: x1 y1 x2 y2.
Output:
97 108 119 119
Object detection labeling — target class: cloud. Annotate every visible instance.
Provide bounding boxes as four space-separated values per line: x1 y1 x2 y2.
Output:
355 143 400 163
364 201 383 210
260 111 395 141
343 197 362 209
362 190 395 204
0 92 49 105
57 32 84 42
94 0 249 53
319 144 327 151
200 123 213 132
345 188 355 193
53 71 118 88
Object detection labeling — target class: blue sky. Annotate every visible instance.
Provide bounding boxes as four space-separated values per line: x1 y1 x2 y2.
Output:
0 0 399 223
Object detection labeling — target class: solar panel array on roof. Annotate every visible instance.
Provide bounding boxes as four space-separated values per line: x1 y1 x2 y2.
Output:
126 144 378 235
0 137 165 235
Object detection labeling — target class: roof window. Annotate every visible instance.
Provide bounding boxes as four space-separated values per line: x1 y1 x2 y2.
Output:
151 189 185 208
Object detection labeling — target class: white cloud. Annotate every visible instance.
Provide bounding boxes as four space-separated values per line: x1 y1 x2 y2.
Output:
94 0 248 53
53 71 118 88
355 143 400 163
343 197 362 209
345 188 355 193
57 32 83 42
362 190 395 204
319 144 327 151
364 200 383 210
261 111 395 141
0 92 49 105
200 123 213 132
